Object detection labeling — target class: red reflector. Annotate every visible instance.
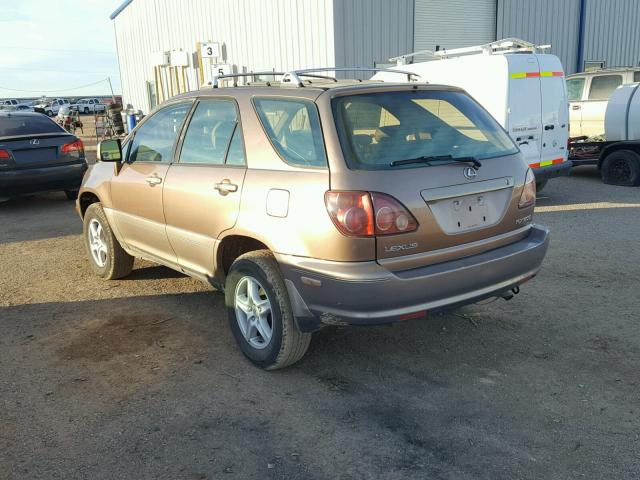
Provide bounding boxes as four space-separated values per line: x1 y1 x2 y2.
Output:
61 139 84 154
0 149 10 160
399 310 427 321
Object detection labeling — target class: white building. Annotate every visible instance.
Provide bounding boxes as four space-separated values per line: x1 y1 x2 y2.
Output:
111 0 640 113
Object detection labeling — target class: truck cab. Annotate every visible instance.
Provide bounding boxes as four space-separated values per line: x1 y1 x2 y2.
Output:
567 68 640 138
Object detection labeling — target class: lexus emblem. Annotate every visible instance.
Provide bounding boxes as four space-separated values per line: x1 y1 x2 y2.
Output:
30 139 39 145
463 167 477 180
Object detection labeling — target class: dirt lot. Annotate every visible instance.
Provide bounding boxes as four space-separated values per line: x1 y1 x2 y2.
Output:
1 166 639 479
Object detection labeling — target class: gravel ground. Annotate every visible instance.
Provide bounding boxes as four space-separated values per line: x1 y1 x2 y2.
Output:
0 166 638 479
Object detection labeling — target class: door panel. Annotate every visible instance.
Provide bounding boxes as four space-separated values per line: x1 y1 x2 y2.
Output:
163 98 247 277
538 55 569 163
110 162 175 261
163 165 246 277
109 101 191 262
581 74 623 136
506 55 542 168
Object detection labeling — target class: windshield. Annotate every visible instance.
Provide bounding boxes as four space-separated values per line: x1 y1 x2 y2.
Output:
0 115 65 136
332 90 518 170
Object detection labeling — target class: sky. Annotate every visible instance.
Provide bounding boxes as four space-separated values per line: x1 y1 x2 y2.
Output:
0 0 123 99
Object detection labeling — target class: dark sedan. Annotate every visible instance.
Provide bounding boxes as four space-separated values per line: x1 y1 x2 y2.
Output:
0 112 87 201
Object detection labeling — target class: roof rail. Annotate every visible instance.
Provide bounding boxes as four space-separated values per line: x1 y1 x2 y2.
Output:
212 67 421 88
390 38 551 65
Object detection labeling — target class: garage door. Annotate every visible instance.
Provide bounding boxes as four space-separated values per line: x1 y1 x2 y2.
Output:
414 0 496 53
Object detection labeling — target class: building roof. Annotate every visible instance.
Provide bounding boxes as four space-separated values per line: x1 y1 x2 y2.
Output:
110 0 134 20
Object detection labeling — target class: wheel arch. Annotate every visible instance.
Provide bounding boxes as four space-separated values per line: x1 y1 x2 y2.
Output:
78 190 101 218
215 233 272 283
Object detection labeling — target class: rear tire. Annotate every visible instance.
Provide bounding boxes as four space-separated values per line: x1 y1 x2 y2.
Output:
225 250 311 370
64 190 78 200
601 150 640 186
84 107 89 114
83 203 133 279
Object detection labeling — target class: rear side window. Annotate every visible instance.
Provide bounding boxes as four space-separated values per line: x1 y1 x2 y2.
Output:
179 99 245 165
0 115 65 136
129 102 190 163
588 75 622 100
253 98 327 167
332 90 518 170
566 78 585 101
634 71 640 83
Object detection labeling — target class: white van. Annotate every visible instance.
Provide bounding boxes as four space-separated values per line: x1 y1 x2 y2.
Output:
376 39 571 189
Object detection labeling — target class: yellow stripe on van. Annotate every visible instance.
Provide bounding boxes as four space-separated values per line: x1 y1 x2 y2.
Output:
511 72 527 79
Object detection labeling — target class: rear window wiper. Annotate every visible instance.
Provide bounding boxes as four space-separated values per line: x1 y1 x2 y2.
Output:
390 155 482 169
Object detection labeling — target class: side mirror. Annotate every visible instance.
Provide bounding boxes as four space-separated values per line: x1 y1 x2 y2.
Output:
97 139 122 162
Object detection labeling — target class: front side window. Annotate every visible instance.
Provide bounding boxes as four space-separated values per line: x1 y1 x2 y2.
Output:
588 75 622 100
253 98 327 167
332 90 518 170
566 78 585 102
179 99 245 165
128 102 190 163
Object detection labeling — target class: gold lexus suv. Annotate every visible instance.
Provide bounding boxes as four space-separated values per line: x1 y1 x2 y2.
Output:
77 68 549 369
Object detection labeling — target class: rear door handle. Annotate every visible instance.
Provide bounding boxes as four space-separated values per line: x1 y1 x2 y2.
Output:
572 105 581 110
214 179 238 195
544 124 555 131
145 175 162 186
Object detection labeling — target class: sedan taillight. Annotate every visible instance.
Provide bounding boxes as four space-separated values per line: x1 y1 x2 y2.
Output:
61 139 84 158
0 149 10 161
325 191 418 237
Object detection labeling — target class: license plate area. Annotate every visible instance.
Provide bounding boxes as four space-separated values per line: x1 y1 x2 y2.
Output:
451 195 490 231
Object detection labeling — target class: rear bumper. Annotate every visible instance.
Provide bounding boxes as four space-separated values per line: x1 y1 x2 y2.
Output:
532 160 572 181
277 225 550 332
0 161 87 198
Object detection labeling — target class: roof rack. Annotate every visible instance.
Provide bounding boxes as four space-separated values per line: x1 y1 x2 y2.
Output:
390 38 551 65
212 67 421 88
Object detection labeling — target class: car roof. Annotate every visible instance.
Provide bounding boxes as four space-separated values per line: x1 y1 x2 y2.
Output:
567 67 640 78
0 111 49 118
171 81 464 102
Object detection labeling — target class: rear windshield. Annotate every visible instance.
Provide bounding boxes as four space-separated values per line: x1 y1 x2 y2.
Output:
332 90 518 170
0 114 65 137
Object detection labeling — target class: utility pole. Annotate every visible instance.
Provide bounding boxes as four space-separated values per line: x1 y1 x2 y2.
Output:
107 77 116 102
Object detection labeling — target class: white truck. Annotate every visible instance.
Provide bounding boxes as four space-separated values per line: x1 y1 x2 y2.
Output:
71 98 106 114
568 82 640 186
375 38 571 190
34 98 71 116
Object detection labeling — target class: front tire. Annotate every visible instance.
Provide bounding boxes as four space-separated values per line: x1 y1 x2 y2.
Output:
84 107 89 114
601 149 640 186
225 250 311 370
83 203 133 279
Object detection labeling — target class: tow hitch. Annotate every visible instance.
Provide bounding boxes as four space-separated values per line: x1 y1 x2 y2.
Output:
502 286 520 301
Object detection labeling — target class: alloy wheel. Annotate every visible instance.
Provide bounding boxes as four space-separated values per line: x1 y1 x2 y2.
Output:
88 218 108 267
234 276 273 349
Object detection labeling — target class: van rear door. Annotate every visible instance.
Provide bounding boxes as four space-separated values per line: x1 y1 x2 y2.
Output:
506 55 543 169
537 54 569 167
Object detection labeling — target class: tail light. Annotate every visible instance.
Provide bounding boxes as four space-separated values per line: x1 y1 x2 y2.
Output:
0 149 11 162
518 169 536 209
325 191 418 237
61 139 84 158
